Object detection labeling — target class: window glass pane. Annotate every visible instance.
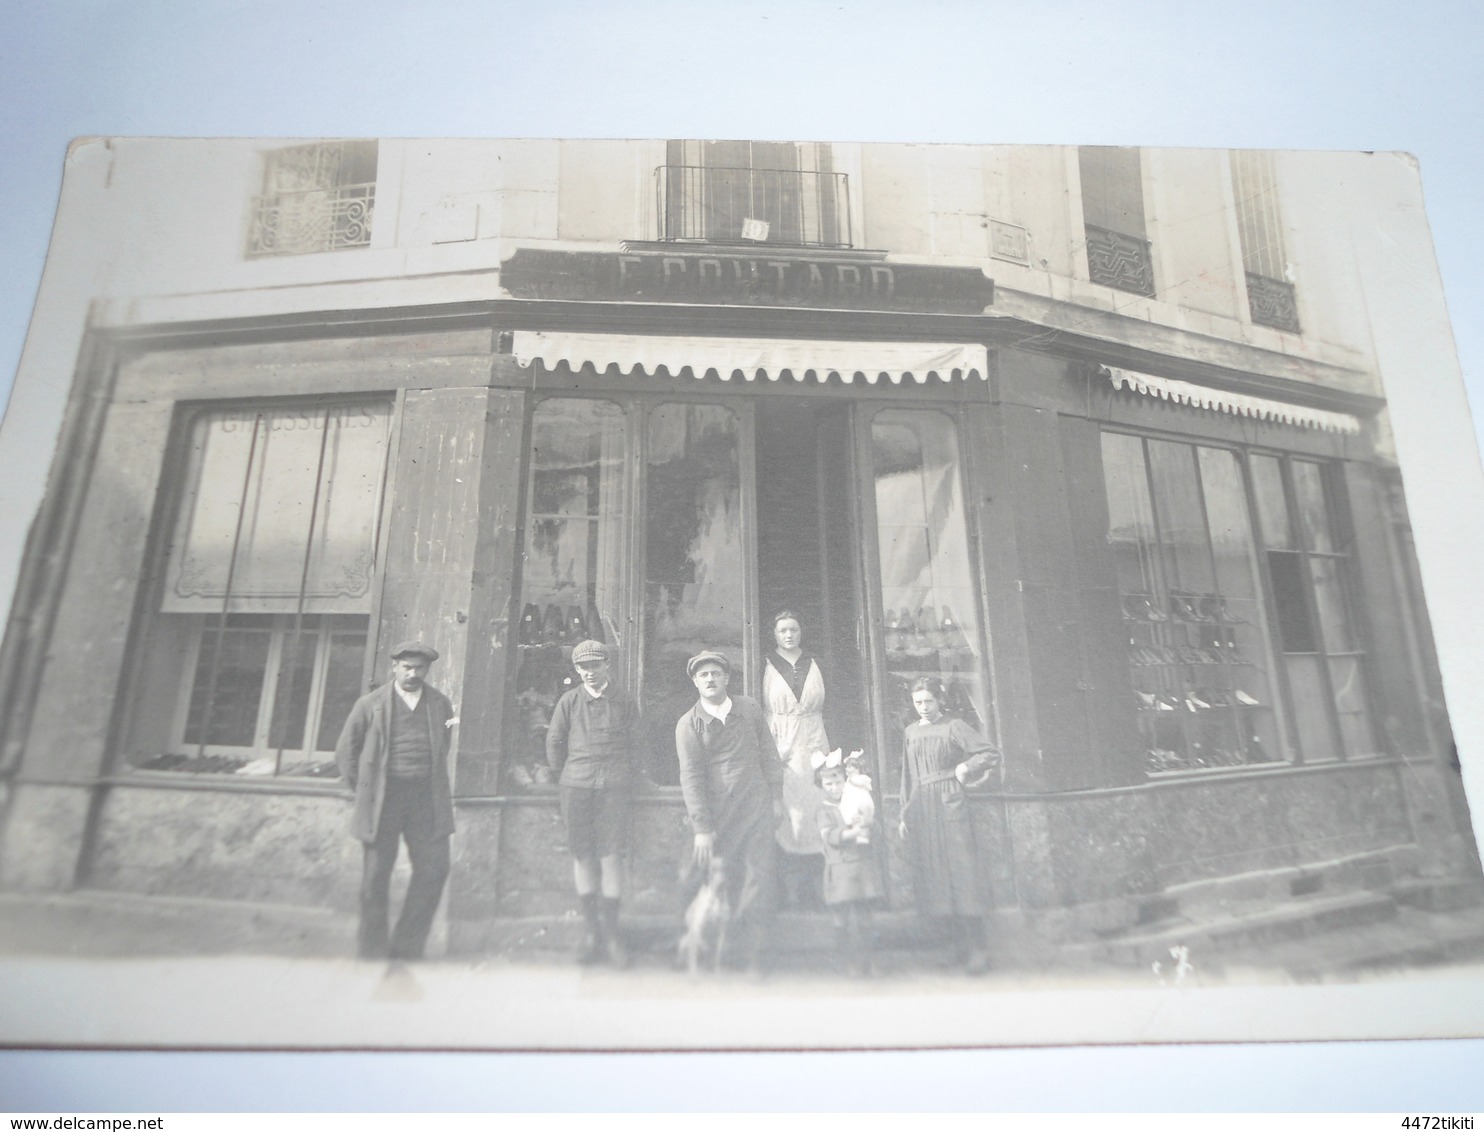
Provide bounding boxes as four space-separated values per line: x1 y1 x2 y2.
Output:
1249 455 1294 550
1078 146 1146 236
1308 557 1356 652
873 410 989 772
164 403 391 614
1105 437 1285 772
510 398 628 791
644 404 745 784
316 629 369 755
267 628 319 751
1292 461 1335 553
1196 447 1281 762
1147 440 1216 597
1100 433 1158 596
1329 656 1378 755
1286 654 1340 763
183 625 272 747
1268 551 1317 653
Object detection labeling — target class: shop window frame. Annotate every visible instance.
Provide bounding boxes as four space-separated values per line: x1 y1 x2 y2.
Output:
853 402 998 795
502 387 761 794
1100 426 1384 774
1247 450 1382 764
1102 429 1290 775
118 393 395 784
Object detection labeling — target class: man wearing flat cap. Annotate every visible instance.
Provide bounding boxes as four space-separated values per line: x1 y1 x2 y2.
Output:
335 639 456 962
546 638 639 966
675 650 785 971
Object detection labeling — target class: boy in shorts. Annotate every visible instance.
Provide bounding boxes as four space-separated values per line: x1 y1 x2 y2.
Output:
546 639 638 965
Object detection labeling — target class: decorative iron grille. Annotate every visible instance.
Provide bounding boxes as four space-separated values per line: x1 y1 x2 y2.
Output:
1246 272 1301 333
656 164 851 248
248 183 376 256
1085 223 1156 297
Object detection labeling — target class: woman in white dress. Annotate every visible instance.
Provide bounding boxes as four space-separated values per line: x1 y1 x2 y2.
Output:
761 609 830 908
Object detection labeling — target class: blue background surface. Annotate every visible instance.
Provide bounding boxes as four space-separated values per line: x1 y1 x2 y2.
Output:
1 0 1483 1112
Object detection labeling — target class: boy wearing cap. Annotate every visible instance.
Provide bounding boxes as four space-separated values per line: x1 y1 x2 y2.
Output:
335 640 457 962
546 639 639 966
675 650 785 972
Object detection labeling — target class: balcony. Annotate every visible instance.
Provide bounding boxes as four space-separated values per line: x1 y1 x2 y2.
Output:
247 183 376 257
655 164 852 249
1085 223 1156 297
1246 272 1302 334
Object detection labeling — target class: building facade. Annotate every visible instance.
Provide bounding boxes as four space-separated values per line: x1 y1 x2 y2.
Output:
0 138 1473 955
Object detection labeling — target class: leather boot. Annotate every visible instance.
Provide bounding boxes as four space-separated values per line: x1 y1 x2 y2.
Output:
600 896 629 968
577 893 602 965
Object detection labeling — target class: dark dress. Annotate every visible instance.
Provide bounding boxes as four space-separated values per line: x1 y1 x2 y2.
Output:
899 716 997 916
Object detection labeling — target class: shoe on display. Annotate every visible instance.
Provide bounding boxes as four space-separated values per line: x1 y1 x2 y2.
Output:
519 603 541 644
586 601 606 644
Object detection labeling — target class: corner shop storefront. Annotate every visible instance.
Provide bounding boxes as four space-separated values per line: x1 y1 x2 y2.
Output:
8 243 1463 952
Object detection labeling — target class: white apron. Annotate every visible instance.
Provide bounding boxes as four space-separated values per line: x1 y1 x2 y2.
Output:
762 658 830 854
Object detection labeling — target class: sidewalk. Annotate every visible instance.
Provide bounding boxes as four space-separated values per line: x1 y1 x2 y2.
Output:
3 888 1484 1050
4 884 1484 978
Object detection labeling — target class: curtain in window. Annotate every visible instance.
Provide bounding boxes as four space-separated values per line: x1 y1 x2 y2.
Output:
872 410 989 738
163 403 392 614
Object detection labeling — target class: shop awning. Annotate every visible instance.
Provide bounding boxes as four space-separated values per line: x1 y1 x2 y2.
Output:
513 331 989 384
1102 365 1363 435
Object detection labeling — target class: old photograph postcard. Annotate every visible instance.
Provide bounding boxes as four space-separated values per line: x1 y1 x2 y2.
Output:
0 137 1481 1051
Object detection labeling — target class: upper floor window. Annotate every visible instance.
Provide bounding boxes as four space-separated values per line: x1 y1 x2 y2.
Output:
1078 146 1155 297
658 140 850 249
248 140 378 257
1230 150 1301 333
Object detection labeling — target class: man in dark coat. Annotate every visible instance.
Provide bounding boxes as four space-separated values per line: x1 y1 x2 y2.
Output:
675 650 785 970
335 639 456 961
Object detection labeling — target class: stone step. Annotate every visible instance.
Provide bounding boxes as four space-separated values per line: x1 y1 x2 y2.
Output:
1067 890 1400 968
1212 903 1484 982
1390 876 1484 913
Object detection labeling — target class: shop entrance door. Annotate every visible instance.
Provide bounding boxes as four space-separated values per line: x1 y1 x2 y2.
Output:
753 398 874 911
754 399 871 755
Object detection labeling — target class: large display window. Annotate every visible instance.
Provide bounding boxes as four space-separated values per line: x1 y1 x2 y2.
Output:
506 395 751 789
1102 430 1377 772
127 398 393 778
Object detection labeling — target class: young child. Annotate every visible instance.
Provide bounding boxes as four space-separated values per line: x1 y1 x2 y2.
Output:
813 748 884 976
545 639 638 966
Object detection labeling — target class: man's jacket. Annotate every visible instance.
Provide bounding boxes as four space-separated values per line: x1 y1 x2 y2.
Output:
335 681 456 842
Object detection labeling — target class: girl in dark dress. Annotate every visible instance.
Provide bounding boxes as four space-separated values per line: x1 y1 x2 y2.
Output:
897 676 999 973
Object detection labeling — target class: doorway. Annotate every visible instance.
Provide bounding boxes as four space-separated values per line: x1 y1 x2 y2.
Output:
754 398 871 758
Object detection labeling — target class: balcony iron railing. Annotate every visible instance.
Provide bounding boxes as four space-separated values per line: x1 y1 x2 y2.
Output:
1085 223 1156 297
248 183 376 257
1246 272 1301 334
655 164 852 249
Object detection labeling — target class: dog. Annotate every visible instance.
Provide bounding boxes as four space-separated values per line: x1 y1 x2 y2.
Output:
677 857 731 975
